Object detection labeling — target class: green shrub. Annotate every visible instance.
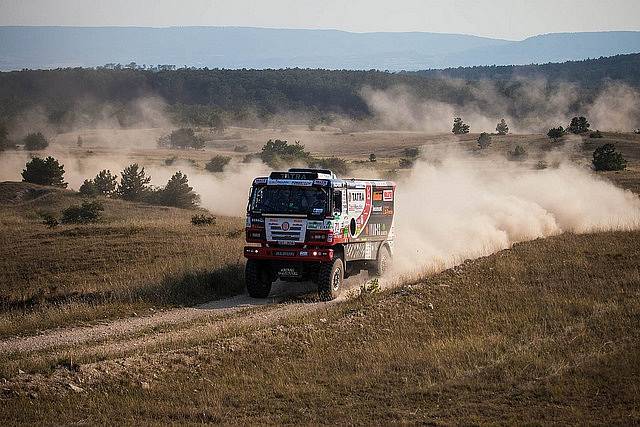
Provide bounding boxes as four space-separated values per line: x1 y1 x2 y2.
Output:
79 179 99 197
592 144 626 171
399 158 414 169
568 116 590 134
477 132 492 149
509 145 527 160
191 214 216 226
205 155 231 173
403 147 420 158
260 139 310 167
589 130 603 138
61 201 104 224
39 212 59 228
547 126 565 142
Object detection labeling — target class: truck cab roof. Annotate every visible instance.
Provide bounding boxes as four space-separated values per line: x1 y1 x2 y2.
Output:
257 168 396 188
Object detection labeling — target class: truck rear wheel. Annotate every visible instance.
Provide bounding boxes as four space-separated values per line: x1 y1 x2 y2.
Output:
245 259 272 298
317 258 344 301
370 245 391 277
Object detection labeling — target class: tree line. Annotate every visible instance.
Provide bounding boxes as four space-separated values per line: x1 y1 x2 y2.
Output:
2 57 633 131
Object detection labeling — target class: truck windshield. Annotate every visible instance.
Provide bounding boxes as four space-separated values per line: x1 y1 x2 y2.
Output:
251 186 328 216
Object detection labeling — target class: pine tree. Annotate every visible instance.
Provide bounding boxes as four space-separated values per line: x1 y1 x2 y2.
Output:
452 117 470 134
116 164 151 201
160 171 200 208
21 156 67 187
496 119 509 135
93 170 118 196
23 132 49 151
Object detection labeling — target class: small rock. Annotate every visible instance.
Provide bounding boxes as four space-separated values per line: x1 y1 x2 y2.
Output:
68 383 84 393
18 369 25 375
319 318 327 323
428 303 434 310
141 381 150 390
28 392 39 399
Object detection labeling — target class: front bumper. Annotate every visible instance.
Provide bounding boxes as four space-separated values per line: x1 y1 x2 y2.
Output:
244 246 334 262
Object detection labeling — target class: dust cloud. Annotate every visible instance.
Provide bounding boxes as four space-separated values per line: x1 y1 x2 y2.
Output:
392 153 640 275
361 79 640 133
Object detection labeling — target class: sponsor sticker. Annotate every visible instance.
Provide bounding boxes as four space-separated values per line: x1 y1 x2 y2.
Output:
372 206 383 213
383 189 394 202
373 191 383 201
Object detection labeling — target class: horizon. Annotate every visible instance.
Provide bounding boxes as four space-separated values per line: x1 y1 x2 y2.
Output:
2 25 640 42
1 0 639 40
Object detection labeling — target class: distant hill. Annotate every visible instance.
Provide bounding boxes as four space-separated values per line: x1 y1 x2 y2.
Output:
1 26 639 71
412 53 640 88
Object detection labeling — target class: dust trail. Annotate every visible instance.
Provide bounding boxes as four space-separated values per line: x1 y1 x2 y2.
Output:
392 153 640 275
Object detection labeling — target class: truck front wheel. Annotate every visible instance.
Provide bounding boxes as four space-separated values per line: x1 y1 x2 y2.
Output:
317 258 344 301
245 259 272 298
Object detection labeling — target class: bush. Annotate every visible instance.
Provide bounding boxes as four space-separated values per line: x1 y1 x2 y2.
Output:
23 132 49 151
547 126 565 142
535 160 548 170
168 128 204 149
233 144 248 153
260 139 310 167
205 155 231 173
399 158 414 169
309 157 349 176
61 201 104 224
369 153 377 162
158 171 200 208
39 212 59 228
191 214 216 226
509 145 527 160
589 130 603 138
452 117 470 134
79 179 99 196
568 116 590 134
477 132 492 149
592 144 627 171
116 164 151 201
21 156 67 187
164 156 177 165
403 147 420 158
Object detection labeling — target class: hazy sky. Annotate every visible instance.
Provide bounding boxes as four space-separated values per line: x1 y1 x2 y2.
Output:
1 0 638 40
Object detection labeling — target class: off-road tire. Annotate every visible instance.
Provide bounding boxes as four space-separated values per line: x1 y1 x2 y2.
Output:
245 259 272 298
317 257 344 301
370 245 391 277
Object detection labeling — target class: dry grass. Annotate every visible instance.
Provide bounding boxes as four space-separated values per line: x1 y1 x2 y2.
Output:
1 231 639 424
0 182 246 338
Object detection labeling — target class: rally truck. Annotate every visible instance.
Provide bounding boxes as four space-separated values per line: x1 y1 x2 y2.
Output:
244 168 395 300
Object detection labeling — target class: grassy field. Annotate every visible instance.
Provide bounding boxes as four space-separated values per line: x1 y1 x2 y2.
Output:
1 231 638 424
0 182 246 338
